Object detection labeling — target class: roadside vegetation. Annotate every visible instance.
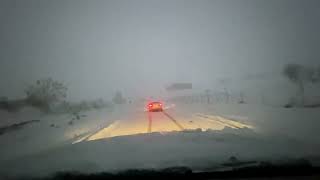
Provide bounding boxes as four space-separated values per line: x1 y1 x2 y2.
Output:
169 63 320 109
0 78 114 114
283 63 320 108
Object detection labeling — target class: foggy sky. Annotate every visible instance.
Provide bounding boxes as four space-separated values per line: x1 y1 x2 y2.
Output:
0 0 319 100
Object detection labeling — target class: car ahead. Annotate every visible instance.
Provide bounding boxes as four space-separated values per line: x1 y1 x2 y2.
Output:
147 102 163 112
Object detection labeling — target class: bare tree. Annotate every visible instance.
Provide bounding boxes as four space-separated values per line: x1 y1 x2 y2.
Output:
238 92 245 104
112 91 126 104
24 78 67 112
205 89 211 104
283 64 315 105
218 78 231 103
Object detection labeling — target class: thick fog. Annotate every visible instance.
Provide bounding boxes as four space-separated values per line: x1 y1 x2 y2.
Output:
1 0 319 100
2 1 320 178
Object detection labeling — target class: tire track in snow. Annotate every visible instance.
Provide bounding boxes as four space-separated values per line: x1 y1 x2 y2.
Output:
195 113 253 129
72 121 120 144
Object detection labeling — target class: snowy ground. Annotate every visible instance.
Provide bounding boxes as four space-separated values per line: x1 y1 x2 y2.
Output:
0 102 320 179
0 107 116 161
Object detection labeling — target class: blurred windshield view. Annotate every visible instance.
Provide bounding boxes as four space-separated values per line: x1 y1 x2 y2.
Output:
1 0 320 179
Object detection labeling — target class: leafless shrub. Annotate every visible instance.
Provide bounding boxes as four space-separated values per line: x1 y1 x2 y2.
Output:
24 78 67 113
283 64 319 106
112 91 126 104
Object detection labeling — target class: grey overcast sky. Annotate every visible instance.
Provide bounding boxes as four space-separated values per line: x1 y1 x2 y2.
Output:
0 0 319 100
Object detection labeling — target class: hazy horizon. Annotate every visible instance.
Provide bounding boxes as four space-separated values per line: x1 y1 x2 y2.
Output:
1 0 319 100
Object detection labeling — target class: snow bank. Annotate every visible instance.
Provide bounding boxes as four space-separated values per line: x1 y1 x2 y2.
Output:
0 107 115 161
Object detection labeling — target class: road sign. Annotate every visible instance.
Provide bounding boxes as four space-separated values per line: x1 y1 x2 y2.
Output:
166 83 192 91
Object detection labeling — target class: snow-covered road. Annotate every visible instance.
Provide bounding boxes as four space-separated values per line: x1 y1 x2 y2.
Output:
1 102 320 179
74 104 254 142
